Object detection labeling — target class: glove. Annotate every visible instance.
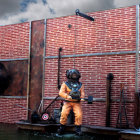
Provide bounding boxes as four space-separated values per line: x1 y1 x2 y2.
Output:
66 95 72 100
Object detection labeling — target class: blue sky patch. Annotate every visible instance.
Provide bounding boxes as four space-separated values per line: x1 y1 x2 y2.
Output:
20 0 37 12
20 18 28 23
42 0 47 5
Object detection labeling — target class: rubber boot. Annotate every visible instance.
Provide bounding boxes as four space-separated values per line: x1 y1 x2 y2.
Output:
57 124 65 135
75 125 82 136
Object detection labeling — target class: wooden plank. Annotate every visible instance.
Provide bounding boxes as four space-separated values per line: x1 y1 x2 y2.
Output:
83 125 122 135
17 123 46 131
16 121 140 140
134 92 140 128
121 135 140 140
120 130 140 140
16 121 122 135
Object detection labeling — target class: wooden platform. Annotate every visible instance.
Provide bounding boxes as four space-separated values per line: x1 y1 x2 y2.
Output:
120 129 140 140
16 121 140 140
83 125 122 135
16 121 60 132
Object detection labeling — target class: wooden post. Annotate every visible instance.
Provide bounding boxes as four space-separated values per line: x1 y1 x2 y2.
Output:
134 92 140 128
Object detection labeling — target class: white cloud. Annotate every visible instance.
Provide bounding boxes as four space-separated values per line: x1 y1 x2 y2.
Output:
0 0 115 26
0 0 140 26
114 0 139 7
48 0 114 15
0 0 22 18
0 1 53 25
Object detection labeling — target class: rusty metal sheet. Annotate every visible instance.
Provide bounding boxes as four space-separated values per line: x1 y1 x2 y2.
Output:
28 20 44 116
0 60 28 96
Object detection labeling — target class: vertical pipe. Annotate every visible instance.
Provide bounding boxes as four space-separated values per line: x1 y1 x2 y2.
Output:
136 5 139 92
41 19 47 112
134 4 140 129
106 73 114 127
57 47 62 90
106 79 111 127
26 21 32 120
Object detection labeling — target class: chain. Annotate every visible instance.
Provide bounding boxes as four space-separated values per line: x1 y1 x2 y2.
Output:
74 14 78 69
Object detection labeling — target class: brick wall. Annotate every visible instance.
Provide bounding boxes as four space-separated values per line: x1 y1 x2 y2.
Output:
0 22 29 123
44 6 137 128
0 22 29 59
0 98 27 123
0 6 139 128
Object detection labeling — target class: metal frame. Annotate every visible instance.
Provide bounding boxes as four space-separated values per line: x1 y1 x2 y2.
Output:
43 96 105 102
45 51 136 59
0 58 28 61
43 97 134 103
41 19 47 112
0 96 27 99
135 5 139 92
26 21 32 120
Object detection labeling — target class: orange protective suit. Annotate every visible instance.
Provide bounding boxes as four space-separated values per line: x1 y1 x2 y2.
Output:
59 82 85 125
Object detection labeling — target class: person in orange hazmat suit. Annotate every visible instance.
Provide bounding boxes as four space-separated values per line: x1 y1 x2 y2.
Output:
57 69 85 136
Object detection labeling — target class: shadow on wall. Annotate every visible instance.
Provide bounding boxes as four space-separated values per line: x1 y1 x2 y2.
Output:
0 63 11 95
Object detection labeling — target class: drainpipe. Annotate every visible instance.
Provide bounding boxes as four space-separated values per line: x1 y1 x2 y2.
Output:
27 21 32 120
134 5 140 129
40 19 47 112
135 5 139 93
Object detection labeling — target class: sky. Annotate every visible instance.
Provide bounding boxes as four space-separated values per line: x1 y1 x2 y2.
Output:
0 0 140 26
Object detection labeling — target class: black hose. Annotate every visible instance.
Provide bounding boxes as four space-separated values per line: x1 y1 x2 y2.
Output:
58 47 62 90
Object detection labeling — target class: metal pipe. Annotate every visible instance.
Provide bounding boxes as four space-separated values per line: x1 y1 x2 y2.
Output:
43 96 106 102
75 9 94 21
26 21 32 120
45 51 136 59
0 96 27 99
0 58 28 61
15 104 32 111
41 19 47 112
135 5 139 93
0 95 134 103
43 97 134 103
106 73 114 127
57 47 62 90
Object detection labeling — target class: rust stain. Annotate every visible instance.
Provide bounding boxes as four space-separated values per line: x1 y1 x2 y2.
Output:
0 61 28 96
